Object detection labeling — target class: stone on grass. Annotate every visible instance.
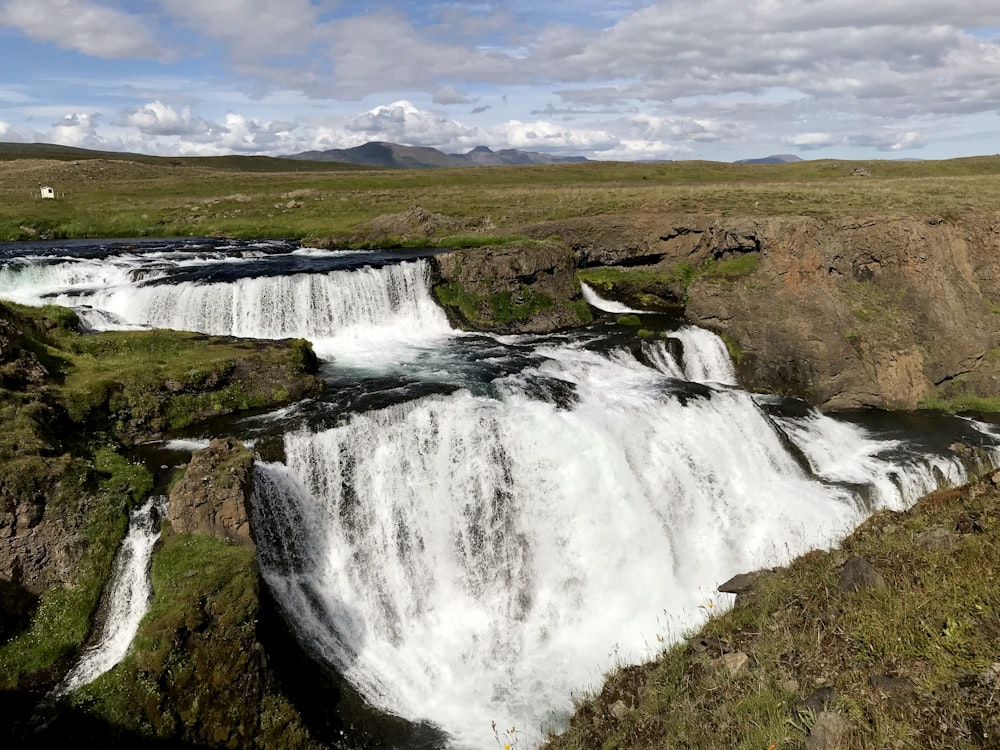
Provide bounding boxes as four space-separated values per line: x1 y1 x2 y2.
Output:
807 711 850 750
609 700 629 721
916 526 959 552
838 556 886 592
710 651 749 676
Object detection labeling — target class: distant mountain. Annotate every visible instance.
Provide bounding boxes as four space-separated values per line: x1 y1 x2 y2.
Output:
288 141 461 169
287 141 589 169
735 154 803 164
451 145 589 167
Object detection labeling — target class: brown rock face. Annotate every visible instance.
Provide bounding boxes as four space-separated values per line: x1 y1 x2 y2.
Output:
432 240 587 333
537 213 1000 410
167 438 255 547
683 216 1000 409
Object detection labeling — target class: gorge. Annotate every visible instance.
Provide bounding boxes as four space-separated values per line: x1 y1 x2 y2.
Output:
1 224 999 748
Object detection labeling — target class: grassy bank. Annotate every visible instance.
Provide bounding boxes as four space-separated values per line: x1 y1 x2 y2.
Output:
544 477 1000 750
0 301 321 690
3 154 1000 241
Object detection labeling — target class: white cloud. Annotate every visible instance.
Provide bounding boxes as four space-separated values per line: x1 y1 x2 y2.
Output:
780 132 841 150
0 0 164 59
4 2 999 160
345 101 478 147
847 130 926 152
122 101 216 137
49 112 102 148
160 0 320 56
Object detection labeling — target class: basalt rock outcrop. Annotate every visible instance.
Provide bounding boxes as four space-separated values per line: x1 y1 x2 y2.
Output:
431 239 591 333
167 437 255 548
528 213 1000 410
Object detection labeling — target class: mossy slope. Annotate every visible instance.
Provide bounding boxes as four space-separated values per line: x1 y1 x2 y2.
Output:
0 301 322 695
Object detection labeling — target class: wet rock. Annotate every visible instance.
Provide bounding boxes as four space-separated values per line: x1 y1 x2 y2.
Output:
839 556 887 592
807 711 850 750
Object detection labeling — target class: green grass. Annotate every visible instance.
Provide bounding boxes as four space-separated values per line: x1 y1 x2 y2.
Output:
919 395 1000 414
544 481 1000 750
4 155 1000 242
436 234 531 248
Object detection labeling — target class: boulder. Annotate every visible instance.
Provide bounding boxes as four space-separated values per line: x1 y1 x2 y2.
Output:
432 240 588 333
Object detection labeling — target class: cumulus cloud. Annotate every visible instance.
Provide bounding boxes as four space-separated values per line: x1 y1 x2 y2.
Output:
49 112 103 148
121 101 216 137
345 101 478 147
0 0 164 59
5 2 999 160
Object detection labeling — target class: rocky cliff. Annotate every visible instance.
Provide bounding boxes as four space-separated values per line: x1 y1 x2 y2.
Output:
527 213 1000 410
167 438 255 547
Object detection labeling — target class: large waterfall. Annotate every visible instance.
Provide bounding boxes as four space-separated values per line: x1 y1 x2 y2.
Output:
3 238 997 749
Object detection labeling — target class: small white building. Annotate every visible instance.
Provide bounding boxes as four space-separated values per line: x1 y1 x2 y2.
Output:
40 186 55 199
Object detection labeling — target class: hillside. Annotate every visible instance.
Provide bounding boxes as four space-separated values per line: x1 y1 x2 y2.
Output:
0 142 369 173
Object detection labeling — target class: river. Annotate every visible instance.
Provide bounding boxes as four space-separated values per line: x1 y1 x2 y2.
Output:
2 237 997 749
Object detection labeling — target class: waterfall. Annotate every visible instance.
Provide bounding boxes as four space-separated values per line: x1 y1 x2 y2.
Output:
5 239 997 749
56 497 164 696
579 281 643 313
33 258 453 360
251 338 975 749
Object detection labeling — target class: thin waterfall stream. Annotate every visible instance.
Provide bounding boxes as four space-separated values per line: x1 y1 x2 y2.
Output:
55 497 164 696
3 238 998 749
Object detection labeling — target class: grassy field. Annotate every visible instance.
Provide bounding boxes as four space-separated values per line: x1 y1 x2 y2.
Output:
2 150 1000 242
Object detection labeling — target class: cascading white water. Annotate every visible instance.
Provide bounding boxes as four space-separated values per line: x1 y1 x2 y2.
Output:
579 281 643 313
0 257 165 305
7 257 453 361
252 337 972 749
56 496 164 696
6 240 997 749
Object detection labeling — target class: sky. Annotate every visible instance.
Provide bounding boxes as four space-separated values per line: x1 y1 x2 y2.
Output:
1 0 999 162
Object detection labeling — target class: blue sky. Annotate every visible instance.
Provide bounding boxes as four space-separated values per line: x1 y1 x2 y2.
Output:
1 0 998 161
